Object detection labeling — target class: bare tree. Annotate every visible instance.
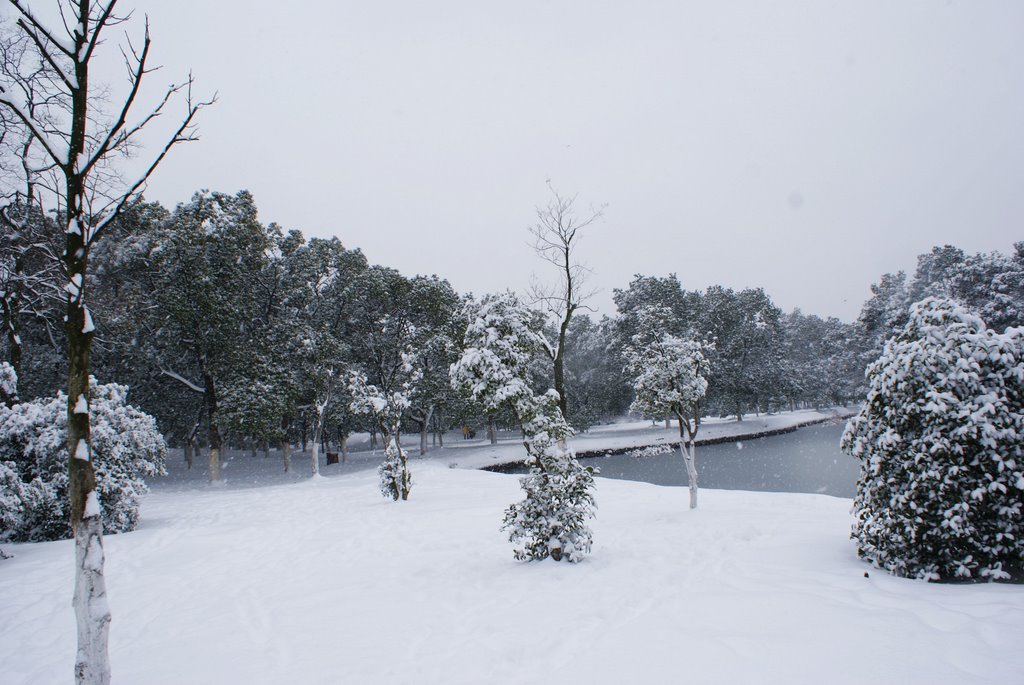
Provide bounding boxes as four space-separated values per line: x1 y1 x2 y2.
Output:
528 183 603 419
0 2 212 683
0 27 64 394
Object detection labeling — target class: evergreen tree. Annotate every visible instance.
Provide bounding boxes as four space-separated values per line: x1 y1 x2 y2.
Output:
144 190 273 482
451 293 596 562
842 298 1024 581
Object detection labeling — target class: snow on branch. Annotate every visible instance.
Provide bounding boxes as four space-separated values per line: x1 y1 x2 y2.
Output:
159 368 205 394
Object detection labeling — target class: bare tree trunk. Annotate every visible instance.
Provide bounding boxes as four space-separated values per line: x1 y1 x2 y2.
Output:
370 427 378 451
394 430 410 500
487 414 497 445
62 31 111 676
204 373 222 483
67 271 111 685
309 417 321 475
185 406 202 471
73 507 110 685
553 337 568 419
279 417 291 471
339 432 348 463
683 440 698 509
415 405 434 456
280 438 291 472
678 406 701 509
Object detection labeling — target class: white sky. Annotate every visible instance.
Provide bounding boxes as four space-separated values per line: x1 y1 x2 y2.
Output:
16 0 1024 321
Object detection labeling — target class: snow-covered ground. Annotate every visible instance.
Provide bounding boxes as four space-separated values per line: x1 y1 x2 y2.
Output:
144 408 854 492
1 412 1022 684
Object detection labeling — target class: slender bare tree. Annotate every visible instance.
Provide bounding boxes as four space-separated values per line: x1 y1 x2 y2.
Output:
0 2 212 683
528 183 604 419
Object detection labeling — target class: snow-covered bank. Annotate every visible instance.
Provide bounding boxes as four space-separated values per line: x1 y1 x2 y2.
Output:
1 463 1021 684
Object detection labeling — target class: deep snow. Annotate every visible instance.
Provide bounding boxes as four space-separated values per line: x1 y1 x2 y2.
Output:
1 412 1022 684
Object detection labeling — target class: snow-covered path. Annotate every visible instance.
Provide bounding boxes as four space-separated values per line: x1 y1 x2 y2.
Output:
1 456 1022 684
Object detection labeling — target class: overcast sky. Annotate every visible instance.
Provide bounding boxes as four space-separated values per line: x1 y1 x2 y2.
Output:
31 0 1024 321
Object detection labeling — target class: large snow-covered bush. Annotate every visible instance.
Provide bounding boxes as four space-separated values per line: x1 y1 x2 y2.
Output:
841 298 1024 581
0 379 166 542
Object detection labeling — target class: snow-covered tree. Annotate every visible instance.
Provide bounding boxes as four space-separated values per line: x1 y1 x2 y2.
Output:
349 359 419 500
625 317 710 509
268 233 366 473
699 286 784 420
562 314 632 429
403 277 463 456
304 348 344 478
451 292 596 562
842 298 1024 581
147 190 271 483
0 377 166 542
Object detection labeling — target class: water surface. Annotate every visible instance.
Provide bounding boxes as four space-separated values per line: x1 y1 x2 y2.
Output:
581 421 860 497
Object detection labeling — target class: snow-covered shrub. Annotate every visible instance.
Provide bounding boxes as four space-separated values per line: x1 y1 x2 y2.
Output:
451 293 597 562
0 362 17 406
628 444 675 459
841 298 1024 581
0 379 166 542
377 437 412 500
501 389 596 562
0 461 24 536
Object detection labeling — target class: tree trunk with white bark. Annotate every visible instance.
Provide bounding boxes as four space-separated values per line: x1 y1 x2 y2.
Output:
310 423 322 477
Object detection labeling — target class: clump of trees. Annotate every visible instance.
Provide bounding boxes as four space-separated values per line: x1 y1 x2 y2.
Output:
842 298 1024 581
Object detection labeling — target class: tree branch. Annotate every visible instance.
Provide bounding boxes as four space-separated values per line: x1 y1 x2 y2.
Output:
160 368 205 394
8 0 75 56
91 78 215 243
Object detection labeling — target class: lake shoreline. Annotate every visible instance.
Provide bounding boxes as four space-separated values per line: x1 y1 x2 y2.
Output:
482 410 857 473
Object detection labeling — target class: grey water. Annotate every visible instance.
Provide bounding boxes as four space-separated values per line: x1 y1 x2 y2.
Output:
585 421 860 497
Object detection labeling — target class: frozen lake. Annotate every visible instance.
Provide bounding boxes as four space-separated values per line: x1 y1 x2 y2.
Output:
506 420 861 497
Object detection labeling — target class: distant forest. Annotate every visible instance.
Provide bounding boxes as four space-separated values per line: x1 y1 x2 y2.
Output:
2 190 1022 455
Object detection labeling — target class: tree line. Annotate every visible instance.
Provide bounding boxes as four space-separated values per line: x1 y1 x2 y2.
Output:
5 187 1021 472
